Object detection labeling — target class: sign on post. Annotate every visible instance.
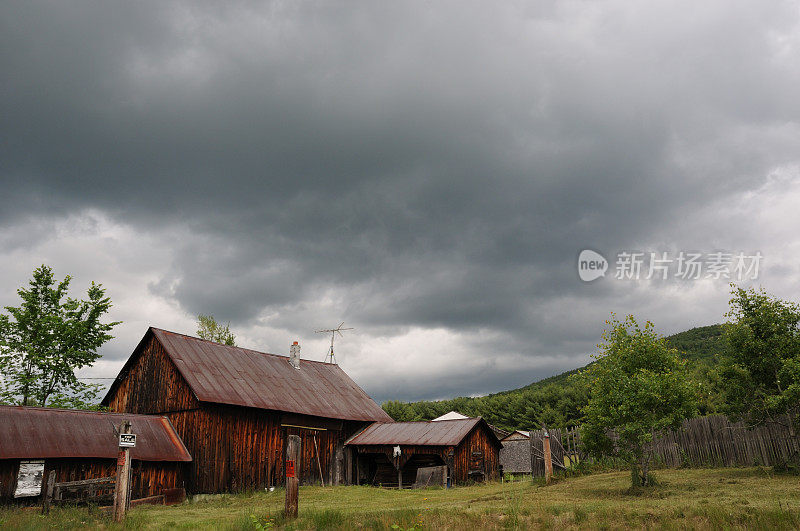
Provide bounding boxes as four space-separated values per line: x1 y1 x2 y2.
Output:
285 435 300 519
113 421 133 522
15 460 45 498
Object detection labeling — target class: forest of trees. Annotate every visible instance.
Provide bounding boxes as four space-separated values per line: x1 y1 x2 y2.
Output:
382 324 725 432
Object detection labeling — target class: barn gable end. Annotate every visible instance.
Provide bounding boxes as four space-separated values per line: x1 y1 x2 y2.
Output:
103 329 199 415
452 420 501 483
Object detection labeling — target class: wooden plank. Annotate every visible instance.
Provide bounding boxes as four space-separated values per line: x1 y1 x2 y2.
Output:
54 477 115 488
129 494 165 507
543 434 553 484
41 470 55 515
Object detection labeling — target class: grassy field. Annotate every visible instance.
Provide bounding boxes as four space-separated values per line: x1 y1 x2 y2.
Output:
1 468 799 530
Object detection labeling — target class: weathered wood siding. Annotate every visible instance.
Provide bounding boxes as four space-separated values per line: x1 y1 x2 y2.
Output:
106 333 369 493
105 334 199 415
165 405 361 492
0 458 183 503
452 424 500 483
163 406 277 493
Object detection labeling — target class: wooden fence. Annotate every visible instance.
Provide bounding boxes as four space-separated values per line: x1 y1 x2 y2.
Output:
42 473 116 513
530 415 796 476
529 426 582 477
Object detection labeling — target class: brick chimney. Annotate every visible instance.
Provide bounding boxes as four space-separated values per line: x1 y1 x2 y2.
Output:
289 341 301 369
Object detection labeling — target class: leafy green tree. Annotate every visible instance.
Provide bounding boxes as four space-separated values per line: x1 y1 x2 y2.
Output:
719 286 800 457
196 314 236 346
0 265 119 408
580 315 698 487
382 400 414 421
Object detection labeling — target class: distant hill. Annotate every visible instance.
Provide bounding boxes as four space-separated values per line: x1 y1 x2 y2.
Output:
665 324 725 363
525 323 723 390
382 324 726 431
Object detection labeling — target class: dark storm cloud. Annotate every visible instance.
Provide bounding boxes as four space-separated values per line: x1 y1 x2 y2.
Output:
2 1 800 400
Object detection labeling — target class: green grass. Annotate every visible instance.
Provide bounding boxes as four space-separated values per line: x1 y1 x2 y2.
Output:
2 468 799 529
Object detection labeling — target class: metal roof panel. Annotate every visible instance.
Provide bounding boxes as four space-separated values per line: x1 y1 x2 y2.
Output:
0 406 192 462
345 418 494 446
149 328 392 423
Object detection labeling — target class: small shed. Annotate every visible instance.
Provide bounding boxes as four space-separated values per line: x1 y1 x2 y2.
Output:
0 406 191 503
345 417 502 487
499 430 531 474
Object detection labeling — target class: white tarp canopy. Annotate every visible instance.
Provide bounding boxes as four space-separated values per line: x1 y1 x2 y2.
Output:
431 411 469 421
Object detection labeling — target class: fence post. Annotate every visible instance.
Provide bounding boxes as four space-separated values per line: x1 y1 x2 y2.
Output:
543 431 553 484
41 469 56 514
113 421 132 523
285 435 300 519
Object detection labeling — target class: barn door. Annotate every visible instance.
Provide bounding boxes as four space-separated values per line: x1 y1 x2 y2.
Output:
281 425 328 486
469 449 485 481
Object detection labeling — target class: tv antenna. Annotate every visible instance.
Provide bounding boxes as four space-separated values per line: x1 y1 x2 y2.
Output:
315 322 353 364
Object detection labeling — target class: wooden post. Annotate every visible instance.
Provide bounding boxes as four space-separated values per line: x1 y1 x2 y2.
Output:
393 447 402 489
396 459 402 489
334 444 345 486
543 431 553 484
113 421 132 523
285 435 300 519
344 446 352 486
446 450 454 489
42 469 56 514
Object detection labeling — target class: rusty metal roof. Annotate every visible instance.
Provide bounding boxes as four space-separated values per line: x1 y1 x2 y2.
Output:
141 328 392 423
345 417 500 446
0 406 191 462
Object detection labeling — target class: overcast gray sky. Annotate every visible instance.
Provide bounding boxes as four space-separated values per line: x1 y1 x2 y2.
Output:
2 1 799 403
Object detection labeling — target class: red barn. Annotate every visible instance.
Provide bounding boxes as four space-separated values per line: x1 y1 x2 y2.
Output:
102 328 392 493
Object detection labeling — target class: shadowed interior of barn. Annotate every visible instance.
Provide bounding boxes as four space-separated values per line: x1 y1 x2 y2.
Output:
345 418 502 487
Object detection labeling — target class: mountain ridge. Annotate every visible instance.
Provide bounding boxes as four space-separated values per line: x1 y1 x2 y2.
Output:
381 324 725 431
